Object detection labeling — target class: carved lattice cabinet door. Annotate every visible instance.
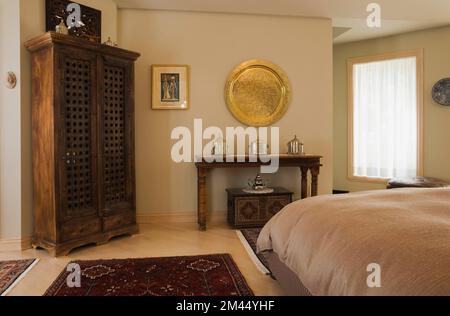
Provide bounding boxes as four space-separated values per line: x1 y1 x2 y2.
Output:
58 48 99 222
99 56 136 217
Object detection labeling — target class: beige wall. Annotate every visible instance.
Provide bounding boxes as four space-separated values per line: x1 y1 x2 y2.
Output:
118 10 334 216
0 0 22 239
334 26 450 192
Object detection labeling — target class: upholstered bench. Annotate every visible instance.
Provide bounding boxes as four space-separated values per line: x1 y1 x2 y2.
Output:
387 176 450 189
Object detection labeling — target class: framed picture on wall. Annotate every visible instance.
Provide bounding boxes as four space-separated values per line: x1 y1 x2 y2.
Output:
151 65 190 110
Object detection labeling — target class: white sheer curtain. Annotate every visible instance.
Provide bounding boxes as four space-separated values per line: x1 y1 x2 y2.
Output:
353 57 417 178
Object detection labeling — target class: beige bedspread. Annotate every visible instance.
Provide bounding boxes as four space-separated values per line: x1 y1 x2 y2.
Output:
257 188 450 296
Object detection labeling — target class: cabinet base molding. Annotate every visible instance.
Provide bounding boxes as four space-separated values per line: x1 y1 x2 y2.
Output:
32 224 138 257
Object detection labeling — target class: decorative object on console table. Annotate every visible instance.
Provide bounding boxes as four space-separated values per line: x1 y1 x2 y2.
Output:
195 154 322 231
25 32 140 257
151 65 189 110
211 137 225 156
46 0 102 43
287 135 304 155
227 188 293 229
225 60 292 127
249 141 269 155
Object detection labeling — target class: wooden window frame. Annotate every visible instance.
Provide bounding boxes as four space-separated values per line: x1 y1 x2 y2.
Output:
347 49 424 183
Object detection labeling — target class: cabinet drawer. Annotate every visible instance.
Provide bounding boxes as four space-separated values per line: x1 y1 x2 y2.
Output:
236 198 261 222
266 196 291 218
60 217 101 242
103 212 135 232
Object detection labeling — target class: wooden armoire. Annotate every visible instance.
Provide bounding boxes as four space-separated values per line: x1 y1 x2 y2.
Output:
25 32 140 256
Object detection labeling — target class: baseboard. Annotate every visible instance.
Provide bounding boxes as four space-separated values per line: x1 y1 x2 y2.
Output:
21 236 33 250
137 211 227 224
0 236 32 252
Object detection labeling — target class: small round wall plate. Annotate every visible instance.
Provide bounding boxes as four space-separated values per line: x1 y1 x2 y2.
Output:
4 71 17 89
225 60 292 126
432 78 450 106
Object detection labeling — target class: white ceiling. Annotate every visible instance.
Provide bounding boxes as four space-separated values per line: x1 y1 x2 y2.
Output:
114 0 450 43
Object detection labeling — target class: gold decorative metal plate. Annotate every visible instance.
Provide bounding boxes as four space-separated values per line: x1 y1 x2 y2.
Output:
225 60 291 126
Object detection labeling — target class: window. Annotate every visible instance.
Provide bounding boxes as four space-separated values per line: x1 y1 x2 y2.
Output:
348 50 423 181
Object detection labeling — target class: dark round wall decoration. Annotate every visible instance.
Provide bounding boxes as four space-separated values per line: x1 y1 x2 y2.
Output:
432 78 450 106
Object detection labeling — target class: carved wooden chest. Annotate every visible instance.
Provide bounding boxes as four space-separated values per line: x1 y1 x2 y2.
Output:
226 188 293 228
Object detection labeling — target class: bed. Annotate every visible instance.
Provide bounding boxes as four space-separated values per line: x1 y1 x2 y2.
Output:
257 187 450 296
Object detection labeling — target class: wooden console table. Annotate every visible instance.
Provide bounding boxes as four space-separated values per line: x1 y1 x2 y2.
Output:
195 154 323 231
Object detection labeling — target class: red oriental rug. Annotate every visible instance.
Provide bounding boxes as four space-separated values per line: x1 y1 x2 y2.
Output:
0 259 38 296
237 228 272 276
45 254 254 296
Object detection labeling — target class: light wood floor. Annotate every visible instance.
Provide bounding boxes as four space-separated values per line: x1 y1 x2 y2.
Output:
0 223 285 296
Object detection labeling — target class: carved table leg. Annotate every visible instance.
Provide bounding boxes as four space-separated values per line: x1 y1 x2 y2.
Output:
311 165 320 197
300 166 309 199
197 167 208 231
